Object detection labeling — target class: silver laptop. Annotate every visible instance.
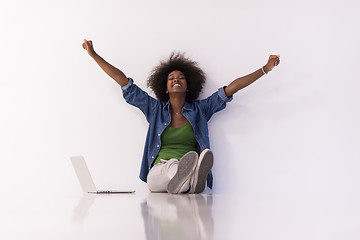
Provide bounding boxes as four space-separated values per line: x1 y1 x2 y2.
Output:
70 155 135 194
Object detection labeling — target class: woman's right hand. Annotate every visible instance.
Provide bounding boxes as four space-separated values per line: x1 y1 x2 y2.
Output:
82 39 96 57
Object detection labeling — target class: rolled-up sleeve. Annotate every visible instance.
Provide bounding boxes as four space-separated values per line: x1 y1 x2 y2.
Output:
121 77 134 93
217 86 233 103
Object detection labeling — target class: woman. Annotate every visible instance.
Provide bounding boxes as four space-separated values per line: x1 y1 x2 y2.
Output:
82 39 280 194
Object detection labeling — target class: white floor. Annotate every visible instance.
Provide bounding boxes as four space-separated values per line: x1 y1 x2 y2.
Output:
1 187 360 240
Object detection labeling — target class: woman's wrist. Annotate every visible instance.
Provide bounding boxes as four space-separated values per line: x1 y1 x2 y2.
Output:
90 51 98 59
262 65 269 74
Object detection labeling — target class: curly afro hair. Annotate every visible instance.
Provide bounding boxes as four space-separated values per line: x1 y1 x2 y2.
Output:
147 51 206 103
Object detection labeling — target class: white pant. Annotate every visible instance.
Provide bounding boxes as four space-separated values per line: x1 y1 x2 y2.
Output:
147 159 191 193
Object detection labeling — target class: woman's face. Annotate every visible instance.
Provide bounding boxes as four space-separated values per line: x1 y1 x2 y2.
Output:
166 70 188 94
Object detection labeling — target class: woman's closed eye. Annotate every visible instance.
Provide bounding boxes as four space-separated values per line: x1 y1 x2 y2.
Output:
168 76 185 81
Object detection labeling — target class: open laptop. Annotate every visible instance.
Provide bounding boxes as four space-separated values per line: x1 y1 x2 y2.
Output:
70 155 135 194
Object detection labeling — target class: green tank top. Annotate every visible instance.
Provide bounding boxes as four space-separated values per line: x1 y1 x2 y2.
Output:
153 121 197 166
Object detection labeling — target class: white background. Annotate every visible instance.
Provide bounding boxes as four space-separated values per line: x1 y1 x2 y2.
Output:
1 0 359 222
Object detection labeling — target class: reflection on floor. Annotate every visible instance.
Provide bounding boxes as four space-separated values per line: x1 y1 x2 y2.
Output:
142 193 214 240
70 192 216 240
1 189 360 239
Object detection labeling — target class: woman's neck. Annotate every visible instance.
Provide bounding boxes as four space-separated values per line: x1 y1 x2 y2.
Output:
169 94 186 114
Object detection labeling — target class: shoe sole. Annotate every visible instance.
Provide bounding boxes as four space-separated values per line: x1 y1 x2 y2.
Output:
167 151 198 194
192 150 213 194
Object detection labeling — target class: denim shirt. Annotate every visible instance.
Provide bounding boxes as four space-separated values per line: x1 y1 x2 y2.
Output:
122 78 233 189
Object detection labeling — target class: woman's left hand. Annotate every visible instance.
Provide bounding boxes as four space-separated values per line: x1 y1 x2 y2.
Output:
264 55 280 73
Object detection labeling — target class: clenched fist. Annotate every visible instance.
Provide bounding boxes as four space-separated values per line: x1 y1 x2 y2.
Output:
82 39 96 57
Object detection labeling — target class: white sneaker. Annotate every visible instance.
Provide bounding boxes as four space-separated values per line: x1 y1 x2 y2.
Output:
167 151 198 194
190 149 213 194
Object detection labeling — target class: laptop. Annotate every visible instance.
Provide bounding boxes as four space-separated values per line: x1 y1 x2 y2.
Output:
70 155 135 194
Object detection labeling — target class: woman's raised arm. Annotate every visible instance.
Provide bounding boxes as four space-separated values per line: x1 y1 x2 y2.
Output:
82 39 129 87
224 55 280 98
